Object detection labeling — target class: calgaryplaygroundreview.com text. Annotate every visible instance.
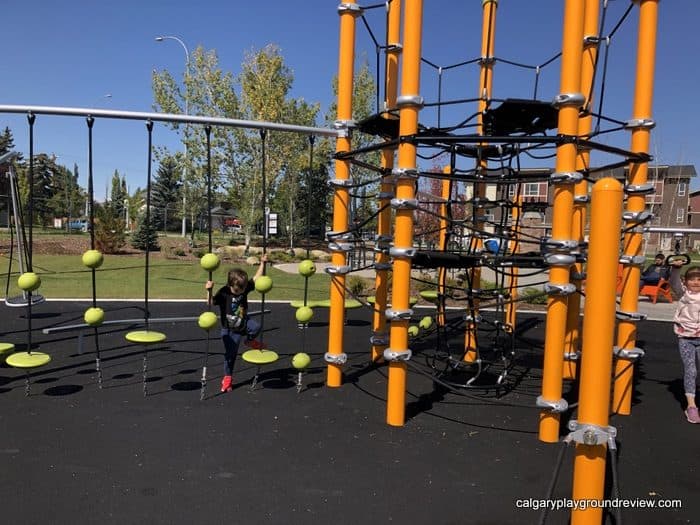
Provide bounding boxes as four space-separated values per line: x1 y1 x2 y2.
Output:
515 498 683 512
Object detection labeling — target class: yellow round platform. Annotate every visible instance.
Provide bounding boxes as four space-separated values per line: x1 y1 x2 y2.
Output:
290 299 319 308
242 349 279 365
420 290 439 302
314 299 363 309
0 342 15 357
367 296 418 306
125 331 167 344
6 351 51 369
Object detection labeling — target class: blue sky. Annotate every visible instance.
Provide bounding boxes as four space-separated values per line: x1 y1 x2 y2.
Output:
1 0 699 196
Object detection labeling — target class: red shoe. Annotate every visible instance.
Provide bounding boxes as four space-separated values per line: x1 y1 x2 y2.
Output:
220 375 233 392
246 339 265 350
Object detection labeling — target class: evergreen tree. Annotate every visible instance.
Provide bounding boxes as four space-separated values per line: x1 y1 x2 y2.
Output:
94 202 127 254
151 156 182 232
110 170 128 221
130 212 160 251
0 127 15 156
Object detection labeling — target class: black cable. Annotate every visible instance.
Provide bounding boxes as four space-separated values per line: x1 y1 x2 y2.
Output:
538 440 573 525
144 120 154 330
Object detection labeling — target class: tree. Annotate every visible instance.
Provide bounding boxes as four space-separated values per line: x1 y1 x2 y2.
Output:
109 170 128 221
131 212 160 251
151 157 182 232
94 202 127 254
152 46 239 238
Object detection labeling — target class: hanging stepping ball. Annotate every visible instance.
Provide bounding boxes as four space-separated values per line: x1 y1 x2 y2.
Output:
408 325 420 337
81 249 104 269
255 275 273 294
419 316 434 330
292 352 311 370
6 351 51 369
17 272 41 292
200 253 221 272
295 306 314 323
198 311 218 330
298 259 316 277
84 307 105 327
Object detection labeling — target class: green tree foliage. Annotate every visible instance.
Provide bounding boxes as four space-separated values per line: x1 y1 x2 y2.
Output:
151 156 182 232
94 202 127 254
109 170 128 221
152 46 239 237
0 127 15 155
130 212 160 251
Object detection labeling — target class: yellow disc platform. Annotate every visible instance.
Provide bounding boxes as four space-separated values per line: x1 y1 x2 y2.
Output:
0 342 15 358
6 351 51 369
419 290 439 302
125 331 167 344
367 296 419 306
315 299 363 309
290 299 319 308
242 349 279 365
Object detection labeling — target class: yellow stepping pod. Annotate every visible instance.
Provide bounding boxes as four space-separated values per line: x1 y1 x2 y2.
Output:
0 342 15 361
242 349 279 365
124 331 167 344
6 351 51 368
419 290 439 303
290 300 319 308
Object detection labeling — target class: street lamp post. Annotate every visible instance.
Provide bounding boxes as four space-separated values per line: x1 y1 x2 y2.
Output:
155 35 190 238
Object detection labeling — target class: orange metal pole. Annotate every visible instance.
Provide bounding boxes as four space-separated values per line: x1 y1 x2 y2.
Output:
464 0 498 363
386 0 422 427
326 0 359 387
564 0 600 381
505 191 520 329
612 0 659 415
437 171 450 327
570 178 624 525
371 0 401 363
538 0 585 443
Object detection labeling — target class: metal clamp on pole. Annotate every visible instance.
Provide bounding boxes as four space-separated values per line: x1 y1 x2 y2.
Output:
327 241 353 252
574 194 590 203
618 254 646 266
370 332 389 346
463 314 483 323
624 182 655 195
624 117 655 130
326 230 354 241
552 92 585 108
622 210 653 223
566 420 617 446
385 308 413 321
324 265 352 275
536 395 569 413
391 167 419 180
544 253 577 266
544 282 578 296
550 171 584 184
383 348 412 362
564 351 581 362
373 262 393 271
615 310 647 322
389 246 416 259
328 178 356 188
396 94 424 109
390 197 419 210
332 118 356 138
324 352 348 365
613 346 646 360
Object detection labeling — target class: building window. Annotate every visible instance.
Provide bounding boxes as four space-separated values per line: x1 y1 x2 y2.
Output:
645 180 664 204
677 207 685 223
678 182 687 196
524 183 541 197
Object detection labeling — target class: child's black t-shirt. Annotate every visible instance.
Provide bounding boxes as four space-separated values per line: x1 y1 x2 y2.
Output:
212 281 254 332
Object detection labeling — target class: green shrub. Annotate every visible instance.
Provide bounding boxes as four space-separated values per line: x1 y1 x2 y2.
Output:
521 287 547 304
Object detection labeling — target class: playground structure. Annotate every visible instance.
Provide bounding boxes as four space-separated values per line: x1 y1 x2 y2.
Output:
0 0 692 522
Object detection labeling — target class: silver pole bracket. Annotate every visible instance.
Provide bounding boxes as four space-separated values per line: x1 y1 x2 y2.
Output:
566 420 617 446
326 230 354 241
396 95 424 108
544 282 577 296
385 308 413 321
564 351 581 362
373 262 393 271
370 333 389 346
622 210 653 222
544 253 577 266
550 171 583 184
328 178 355 188
613 346 645 360
390 197 418 210
574 194 590 203
328 242 353 252
391 167 419 180
463 314 483 323
618 254 646 266
324 352 348 365
615 310 647 322
624 118 655 130
625 182 655 195
383 348 413 362
389 246 416 258
552 92 585 108
324 265 352 276
536 395 569 413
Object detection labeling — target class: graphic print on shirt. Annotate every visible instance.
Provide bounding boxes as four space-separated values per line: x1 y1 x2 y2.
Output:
226 295 246 332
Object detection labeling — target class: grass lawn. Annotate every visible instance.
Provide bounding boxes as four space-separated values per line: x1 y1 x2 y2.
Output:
4 254 332 301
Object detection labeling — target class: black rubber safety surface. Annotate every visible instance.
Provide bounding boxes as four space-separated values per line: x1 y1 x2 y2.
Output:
0 301 696 525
